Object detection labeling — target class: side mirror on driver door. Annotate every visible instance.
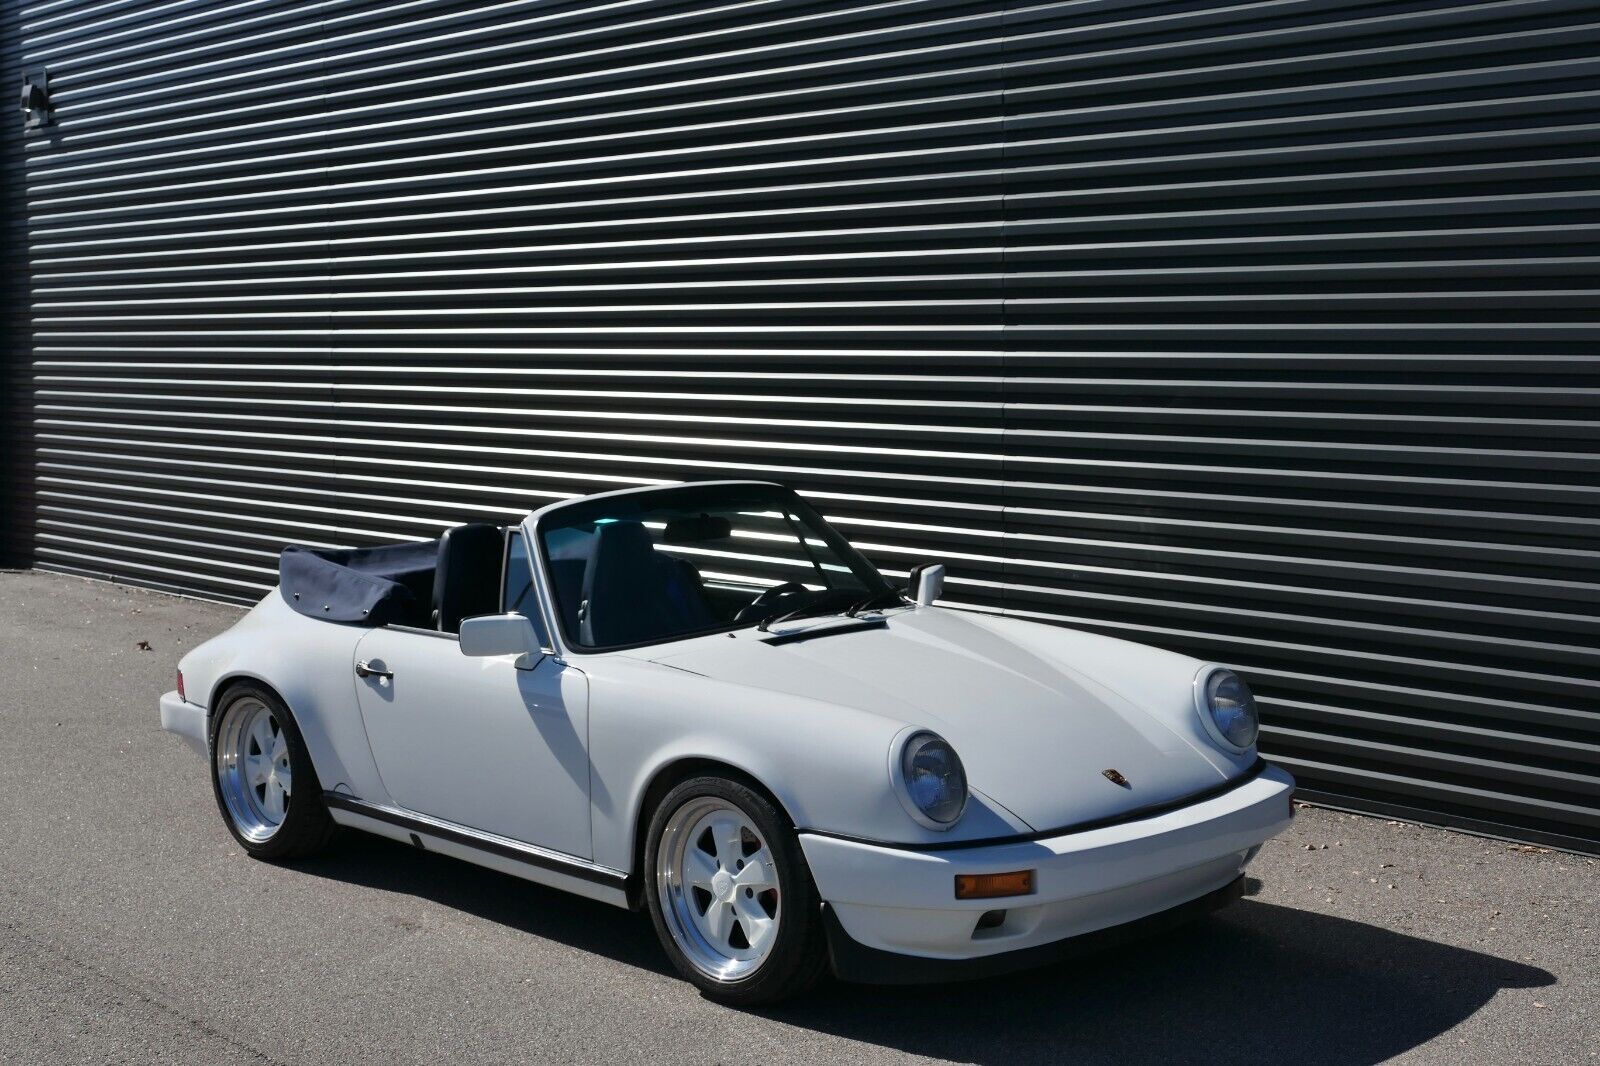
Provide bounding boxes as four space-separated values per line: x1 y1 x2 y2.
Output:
906 563 945 607
459 613 541 669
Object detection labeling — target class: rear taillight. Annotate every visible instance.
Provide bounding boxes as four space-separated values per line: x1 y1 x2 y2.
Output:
175 669 185 702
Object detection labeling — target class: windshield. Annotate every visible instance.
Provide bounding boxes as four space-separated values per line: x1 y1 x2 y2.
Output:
535 483 892 651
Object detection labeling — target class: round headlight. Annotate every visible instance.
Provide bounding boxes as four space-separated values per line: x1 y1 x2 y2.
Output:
1200 668 1259 751
892 730 968 830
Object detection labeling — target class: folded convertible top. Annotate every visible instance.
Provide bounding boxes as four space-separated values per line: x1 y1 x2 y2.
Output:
279 541 437 625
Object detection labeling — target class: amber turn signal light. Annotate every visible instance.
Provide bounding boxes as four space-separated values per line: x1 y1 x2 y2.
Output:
954 870 1034 900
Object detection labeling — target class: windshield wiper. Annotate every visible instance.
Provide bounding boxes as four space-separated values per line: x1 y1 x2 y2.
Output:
845 586 906 617
757 589 858 632
757 586 904 632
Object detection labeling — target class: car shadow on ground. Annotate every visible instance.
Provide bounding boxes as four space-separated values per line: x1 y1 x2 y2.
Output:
770 892 1554 1065
295 833 672 974
298 839 1552 1066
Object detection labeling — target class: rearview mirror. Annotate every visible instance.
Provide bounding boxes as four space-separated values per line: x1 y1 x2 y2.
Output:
459 613 540 669
663 513 733 544
907 563 945 607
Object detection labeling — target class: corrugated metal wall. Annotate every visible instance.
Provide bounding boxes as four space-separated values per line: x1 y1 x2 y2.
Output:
1 0 26 560
11 0 1599 851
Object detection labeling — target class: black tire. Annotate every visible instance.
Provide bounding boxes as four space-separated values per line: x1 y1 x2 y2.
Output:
208 681 338 860
644 775 829 1007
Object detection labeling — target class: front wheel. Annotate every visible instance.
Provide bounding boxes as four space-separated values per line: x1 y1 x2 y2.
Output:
210 682 336 860
645 776 828 1006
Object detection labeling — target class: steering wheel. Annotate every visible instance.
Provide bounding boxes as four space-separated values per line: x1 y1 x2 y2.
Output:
733 581 810 623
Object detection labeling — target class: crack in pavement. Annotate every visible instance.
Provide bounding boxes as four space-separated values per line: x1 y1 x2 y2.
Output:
0 911 292 1066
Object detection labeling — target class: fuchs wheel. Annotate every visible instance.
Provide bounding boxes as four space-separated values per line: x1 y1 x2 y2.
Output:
645 776 827 1006
210 682 336 860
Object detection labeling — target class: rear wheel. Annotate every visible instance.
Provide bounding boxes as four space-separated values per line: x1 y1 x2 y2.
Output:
645 776 827 1006
210 682 336 860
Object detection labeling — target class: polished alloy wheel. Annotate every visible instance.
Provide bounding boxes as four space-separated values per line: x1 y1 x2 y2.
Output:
656 798 781 981
215 696 292 842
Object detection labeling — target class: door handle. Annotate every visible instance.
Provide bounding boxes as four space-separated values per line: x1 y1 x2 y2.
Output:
355 660 393 681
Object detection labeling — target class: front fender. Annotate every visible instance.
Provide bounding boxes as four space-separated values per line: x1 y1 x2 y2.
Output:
584 658 1030 874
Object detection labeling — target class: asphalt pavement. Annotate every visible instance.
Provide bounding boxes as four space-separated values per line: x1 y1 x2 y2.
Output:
0 570 1594 1065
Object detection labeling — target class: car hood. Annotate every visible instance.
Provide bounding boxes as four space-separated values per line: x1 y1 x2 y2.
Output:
646 608 1230 832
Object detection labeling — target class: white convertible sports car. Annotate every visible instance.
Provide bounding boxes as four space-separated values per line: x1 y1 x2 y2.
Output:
160 480 1294 1004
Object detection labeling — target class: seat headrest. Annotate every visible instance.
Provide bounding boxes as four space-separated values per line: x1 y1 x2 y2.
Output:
592 519 654 558
432 523 504 633
579 522 661 646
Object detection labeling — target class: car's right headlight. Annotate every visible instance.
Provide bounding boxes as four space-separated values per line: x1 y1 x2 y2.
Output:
891 729 968 830
1195 666 1260 752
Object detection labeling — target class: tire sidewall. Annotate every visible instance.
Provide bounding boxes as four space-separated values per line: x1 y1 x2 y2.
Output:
644 775 825 1005
208 681 324 859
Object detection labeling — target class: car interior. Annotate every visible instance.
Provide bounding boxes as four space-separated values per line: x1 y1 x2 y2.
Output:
280 500 872 649
277 526 508 634
279 520 728 643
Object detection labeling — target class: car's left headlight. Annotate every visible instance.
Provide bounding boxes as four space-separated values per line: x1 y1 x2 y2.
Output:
1196 666 1259 752
890 729 968 830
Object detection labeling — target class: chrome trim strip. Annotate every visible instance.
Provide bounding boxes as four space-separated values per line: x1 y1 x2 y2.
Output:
382 623 459 641
322 793 628 889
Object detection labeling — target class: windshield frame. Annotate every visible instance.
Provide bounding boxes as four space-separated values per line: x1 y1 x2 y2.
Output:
524 481 893 656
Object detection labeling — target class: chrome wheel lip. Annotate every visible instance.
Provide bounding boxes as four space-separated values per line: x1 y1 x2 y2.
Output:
214 696 291 843
656 797 780 982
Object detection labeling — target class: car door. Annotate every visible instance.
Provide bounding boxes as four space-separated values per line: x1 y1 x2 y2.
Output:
351 532 591 858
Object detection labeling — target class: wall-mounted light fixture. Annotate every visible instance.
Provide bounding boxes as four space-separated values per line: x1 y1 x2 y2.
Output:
20 69 51 131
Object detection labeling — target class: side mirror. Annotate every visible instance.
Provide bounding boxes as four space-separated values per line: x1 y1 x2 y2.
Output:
906 563 945 607
459 613 540 669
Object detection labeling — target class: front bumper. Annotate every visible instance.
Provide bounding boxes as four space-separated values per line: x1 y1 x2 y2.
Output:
159 690 208 756
800 762 1294 975
825 873 1247 984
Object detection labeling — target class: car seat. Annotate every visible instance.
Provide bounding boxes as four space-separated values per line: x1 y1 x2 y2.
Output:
432 523 504 633
579 521 713 646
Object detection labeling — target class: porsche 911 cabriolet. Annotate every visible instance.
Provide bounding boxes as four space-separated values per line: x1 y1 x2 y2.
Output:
160 480 1294 1004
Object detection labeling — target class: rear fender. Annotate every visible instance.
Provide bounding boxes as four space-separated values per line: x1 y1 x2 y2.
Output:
179 590 387 801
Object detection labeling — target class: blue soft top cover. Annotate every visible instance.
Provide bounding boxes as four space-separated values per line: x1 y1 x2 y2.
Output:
279 541 437 626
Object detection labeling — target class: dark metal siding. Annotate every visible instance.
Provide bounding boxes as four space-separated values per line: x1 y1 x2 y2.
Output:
14 0 1600 850
1 0 27 565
